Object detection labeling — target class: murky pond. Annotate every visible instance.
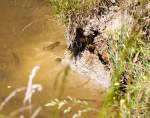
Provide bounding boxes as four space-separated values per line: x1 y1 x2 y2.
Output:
0 0 103 117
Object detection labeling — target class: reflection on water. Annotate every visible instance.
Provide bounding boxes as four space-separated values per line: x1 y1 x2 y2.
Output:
0 0 103 117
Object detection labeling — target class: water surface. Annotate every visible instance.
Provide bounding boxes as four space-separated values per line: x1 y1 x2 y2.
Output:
0 0 103 117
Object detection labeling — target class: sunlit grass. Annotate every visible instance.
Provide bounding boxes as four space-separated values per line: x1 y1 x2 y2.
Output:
45 96 97 118
49 0 97 24
98 2 150 117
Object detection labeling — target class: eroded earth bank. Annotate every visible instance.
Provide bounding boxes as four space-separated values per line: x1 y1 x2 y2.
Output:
62 0 149 89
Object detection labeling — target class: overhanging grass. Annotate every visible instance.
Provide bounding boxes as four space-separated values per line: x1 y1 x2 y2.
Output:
49 0 97 23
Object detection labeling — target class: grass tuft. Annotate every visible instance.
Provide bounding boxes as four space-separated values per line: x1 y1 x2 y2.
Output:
49 0 97 24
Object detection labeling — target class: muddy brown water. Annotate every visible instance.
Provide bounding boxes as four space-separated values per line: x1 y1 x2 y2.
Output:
0 0 103 117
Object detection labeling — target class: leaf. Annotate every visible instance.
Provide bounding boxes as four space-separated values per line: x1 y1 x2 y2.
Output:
58 102 65 109
64 107 72 114
67 96 73 101
45 101 57 107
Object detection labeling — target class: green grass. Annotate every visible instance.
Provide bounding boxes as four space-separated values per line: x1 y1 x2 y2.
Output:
98 1 150 117
99 25 150 117
49 0 97 24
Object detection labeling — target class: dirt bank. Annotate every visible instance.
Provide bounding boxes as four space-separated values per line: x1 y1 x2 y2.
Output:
62 0 149 89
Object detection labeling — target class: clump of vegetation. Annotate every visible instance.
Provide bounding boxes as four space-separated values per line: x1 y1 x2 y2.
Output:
99 24 150 117
98 1 150 117
45 96 97 118
49 0 97 23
